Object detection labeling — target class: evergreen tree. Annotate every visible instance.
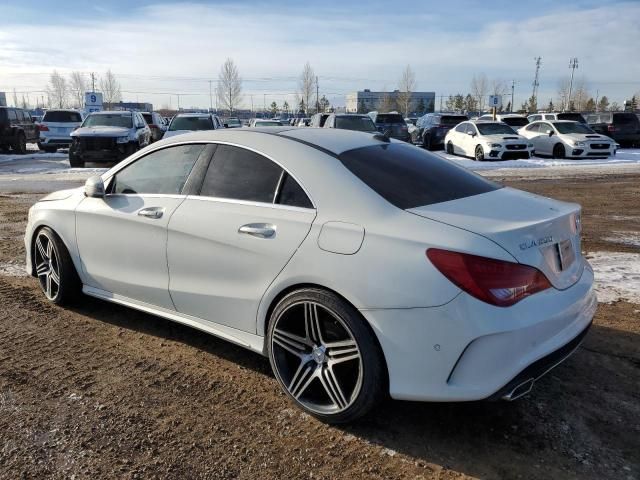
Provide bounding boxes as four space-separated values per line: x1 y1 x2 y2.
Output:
416 98 426 114
318 95 330 112
597 96 609 112
527 95 538 113
282 101 289 113
453 94 464 112
445 95 454 111
298 99 305 114
585 98 596 112
548 100 554 112
357 99 367 114
464 94 477 114
270 101 278 116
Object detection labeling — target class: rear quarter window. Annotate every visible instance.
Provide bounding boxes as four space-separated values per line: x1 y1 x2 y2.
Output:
338 143 500 209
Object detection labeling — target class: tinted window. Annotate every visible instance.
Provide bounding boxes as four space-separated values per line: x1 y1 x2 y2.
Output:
169 116 214 131
201 145 283 203
557 113 586 123
374 114 404 124
338 143 500 209
526 123 540 132
553 122 594 134
334 116 376 132
8 110 17 121
112 144 203 195
454 123 467 133
277 173 313 208
501 117 529 127
20 110 31 122
43 111 82 123
84 114 132 128
613 113 639 125
142 113 153 124
440 115 468 126
476 123 516 135
0 109 6 121
254 121 283 127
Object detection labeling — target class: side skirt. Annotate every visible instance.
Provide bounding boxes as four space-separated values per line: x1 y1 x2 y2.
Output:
82 285 267 355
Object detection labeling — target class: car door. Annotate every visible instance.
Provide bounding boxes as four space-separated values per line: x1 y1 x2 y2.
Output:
463 123 478 156
167 143 316 333
20 110 38 141
75 143 209 309
535 122 555 155
450 123 466 154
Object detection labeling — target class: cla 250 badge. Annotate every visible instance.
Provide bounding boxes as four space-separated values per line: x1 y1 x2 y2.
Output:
520 236 553 251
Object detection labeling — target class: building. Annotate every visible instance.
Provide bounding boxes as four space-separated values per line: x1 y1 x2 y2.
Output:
345 89 435 114
109 101 154 112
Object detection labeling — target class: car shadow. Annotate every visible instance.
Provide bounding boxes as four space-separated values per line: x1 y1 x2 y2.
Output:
67 294 639 478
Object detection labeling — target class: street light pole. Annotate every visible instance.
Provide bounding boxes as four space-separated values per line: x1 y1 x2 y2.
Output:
208 80 213 112
566 57 579 112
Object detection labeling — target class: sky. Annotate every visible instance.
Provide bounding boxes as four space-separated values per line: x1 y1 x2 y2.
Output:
1 0 639 111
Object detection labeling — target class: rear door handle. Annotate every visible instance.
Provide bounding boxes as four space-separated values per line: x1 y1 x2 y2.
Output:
137 207 164 219
238 223 276 238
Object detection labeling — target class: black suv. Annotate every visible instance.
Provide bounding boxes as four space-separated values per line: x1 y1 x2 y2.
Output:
412 113 468 150
368 112 410 142
586 112 640 147
0 107 40 154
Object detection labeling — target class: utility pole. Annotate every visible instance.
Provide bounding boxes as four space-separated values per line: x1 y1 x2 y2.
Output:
315 76 320 113
566 57 579 112
511 80 515 113
595 89 599 112
531 57 541 105
208 80 213 112
90 72 96 92
263 94 266 115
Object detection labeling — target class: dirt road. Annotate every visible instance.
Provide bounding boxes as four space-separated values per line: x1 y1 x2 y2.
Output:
0 175 638 479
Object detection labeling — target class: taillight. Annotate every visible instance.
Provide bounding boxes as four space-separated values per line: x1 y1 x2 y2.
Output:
426 248 552 307
149 124 157 128
38 124 49 131
607 125 616 132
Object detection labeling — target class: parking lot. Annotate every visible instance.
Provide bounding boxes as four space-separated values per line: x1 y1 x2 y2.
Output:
0 145 638 479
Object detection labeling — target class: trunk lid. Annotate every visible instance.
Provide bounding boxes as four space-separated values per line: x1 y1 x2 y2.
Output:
408 187 584 290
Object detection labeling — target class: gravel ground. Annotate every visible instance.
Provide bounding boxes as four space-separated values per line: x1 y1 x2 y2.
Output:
0 174 638 479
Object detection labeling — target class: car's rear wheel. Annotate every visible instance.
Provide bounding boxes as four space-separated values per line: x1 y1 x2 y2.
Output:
13 133 27 154
33 227 81 305
267 288 385 424
553 143 565 159
475 145 485 161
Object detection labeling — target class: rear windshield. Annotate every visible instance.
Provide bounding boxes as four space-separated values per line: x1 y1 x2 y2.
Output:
476 123 516 135
255 121 283 126
553 122 594 134
169 116 214 131
501 117 529 127
613 113 639 125
335 116 376 132
43 111 82 123
338 143 500 209
83 114 132 128
440 115 468 126
374 114 404 124
557 113 586 123
142 113 153 124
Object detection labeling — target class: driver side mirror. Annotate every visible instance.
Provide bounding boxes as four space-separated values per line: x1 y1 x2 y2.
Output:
467 131 476 137
85 176 105 198
547 130 554 136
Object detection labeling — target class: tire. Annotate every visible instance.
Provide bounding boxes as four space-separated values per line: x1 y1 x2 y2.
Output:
13 132 27 155
475 145 485 161
446 142 454 155
424 134 433 150
33 227 81 305
553 143 565 159
267 288 386 424
68 150 84 168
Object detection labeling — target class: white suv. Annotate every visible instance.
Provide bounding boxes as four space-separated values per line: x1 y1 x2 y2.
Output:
38 109 83 152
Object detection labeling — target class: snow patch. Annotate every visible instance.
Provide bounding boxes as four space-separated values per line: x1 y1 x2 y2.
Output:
0 262 28 277
602 231 640 248
586 252 640 304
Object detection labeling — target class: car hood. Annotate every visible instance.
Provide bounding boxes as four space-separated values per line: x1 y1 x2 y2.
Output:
560 133 610 142
481 133 527 142
71 126 130 137
408 187 584 290
38 187 84 202
163 130 192 138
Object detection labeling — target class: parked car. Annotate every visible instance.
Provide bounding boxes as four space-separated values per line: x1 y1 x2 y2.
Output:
25 128 596 423
224 117 243 128
405 117 418 126
141 112 166 143
586 112 640 147
248 119 284 127
477 114 529 128
412 113 469 150
69 111 151 168
164 113 223 139
296 118 311 127
0 106 40 154
527 112 587 124
310 113 330 128
445 120 533 161
323 114 376 132
367 112 410 142
37 109 83 152
519 120 614 159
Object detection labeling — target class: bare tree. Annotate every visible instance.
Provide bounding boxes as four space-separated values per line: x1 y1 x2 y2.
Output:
99 69 122 107
470 73 488 113
216 58 243 113
47 70 68 108
557 77 571 111
571 76 590 111
69 71 88 108
378 87 396 112
297 62 316 115
397 64 416 117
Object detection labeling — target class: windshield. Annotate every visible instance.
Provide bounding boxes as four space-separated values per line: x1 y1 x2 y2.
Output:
614 113 640 125
339 143 500 209
374 114 404 124
557 113 586 123
335 116 376 132
142 113 153 124
255 121 283 126
553 122 594 134
169 116 214 131
440 115 468 126
83 114 132 128
476 123 516 135
226 118 241 126
501 117 529 127
43 111 82 123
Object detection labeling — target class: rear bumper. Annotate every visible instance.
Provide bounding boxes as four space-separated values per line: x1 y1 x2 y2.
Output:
361 261 597 402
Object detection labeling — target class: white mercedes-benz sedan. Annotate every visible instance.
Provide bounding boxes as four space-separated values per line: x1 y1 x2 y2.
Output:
445 120 534 161
25 128 596 423
518 120 614 159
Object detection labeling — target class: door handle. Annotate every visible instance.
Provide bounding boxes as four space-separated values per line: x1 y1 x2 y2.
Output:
238 223 276 239
137 207 164 219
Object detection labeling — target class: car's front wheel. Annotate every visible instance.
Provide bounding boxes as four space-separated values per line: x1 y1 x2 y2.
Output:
553 143 565 159
475 145 485 161
13 132 27 154
267 288 386 424
33 227 81 305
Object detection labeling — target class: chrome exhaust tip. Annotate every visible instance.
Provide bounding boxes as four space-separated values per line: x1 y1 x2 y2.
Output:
501 378 535 401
